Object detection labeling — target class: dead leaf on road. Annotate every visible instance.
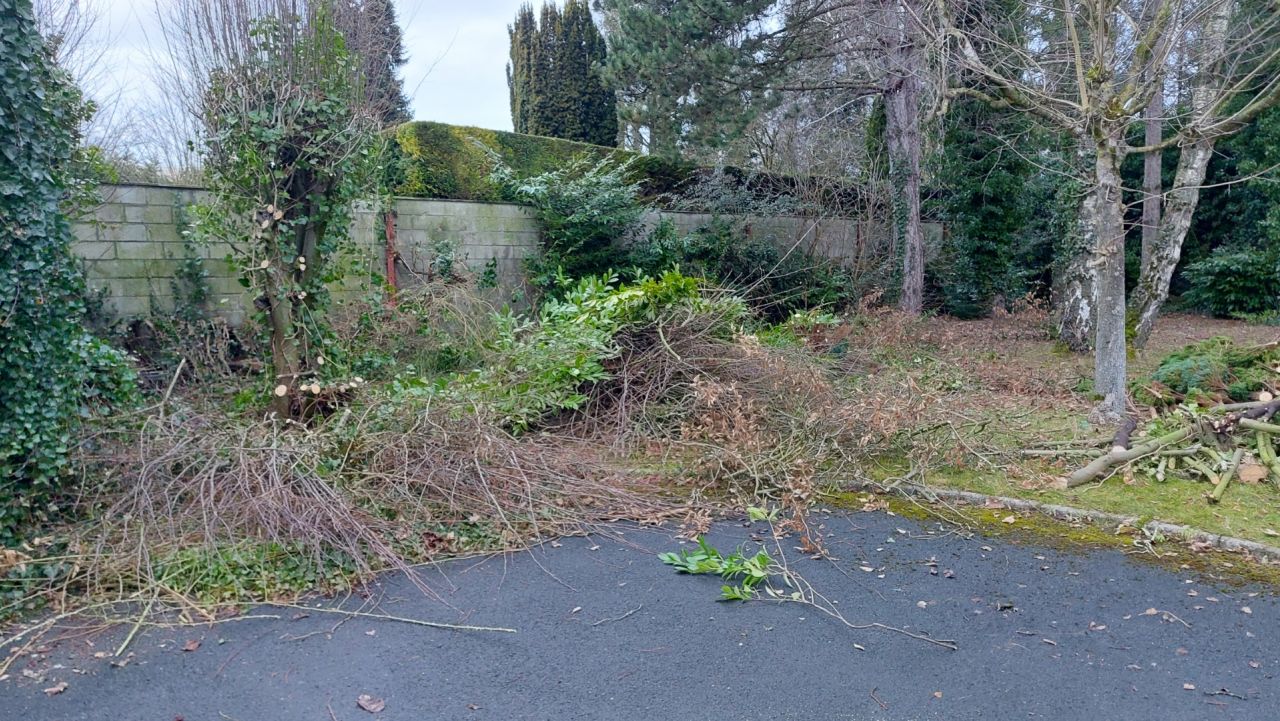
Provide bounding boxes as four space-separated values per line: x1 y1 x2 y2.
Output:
1000 515 1016 524
357 694 385 714
43 681 68 696
181 639 200 652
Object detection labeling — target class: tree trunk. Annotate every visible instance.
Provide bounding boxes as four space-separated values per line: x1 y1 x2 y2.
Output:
1127 0 1230 348
265 268 301 419
1140 92 1162 267
1053 141 1098 351
881 0 925 315
884 80 924 314
1092 135 1128 422
1128 134 1217 347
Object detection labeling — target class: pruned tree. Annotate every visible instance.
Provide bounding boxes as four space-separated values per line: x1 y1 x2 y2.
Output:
160 0 383 420
937 0 1280 420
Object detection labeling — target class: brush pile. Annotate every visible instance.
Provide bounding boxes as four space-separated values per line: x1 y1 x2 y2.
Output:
1032 338 1280 500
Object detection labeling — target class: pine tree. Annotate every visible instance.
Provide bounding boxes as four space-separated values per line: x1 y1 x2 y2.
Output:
506 0 616 145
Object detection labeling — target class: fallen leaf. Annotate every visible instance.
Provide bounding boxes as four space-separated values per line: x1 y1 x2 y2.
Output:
1241 606 1252 615
356 694 385 714
1176 647 1189 656
1183 683 1196 691
43 681 68 696
365 630 376 636
916 601 928 609
1141 607 1159 616
1001 515 1016 524
859 565 875 573
181 639 200 652
1249 660 1261 669
932 691 943 699
1238 464 1268 484
467 704 481 711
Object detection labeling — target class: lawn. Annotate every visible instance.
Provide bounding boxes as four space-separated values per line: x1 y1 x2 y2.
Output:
838 310 1280 546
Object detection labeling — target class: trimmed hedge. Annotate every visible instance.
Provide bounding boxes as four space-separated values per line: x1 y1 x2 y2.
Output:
389 121 866 210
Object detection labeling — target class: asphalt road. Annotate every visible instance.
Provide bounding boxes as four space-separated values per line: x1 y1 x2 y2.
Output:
3 508 1277 721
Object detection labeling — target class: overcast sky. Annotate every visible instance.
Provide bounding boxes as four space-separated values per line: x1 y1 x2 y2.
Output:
89 0 525 133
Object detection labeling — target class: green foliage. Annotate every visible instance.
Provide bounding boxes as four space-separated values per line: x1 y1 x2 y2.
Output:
417 271 740 432
628 217 858 321
493 155 647 290
389 120 864 210
157 543 356 604
1181 246 1280 317
507 0 616 146
195 11 380 415
659 536 791 602
392 121 617 201
1136 337 1280 405
934 100 1034 318
598 0 778 158
0 0 136 544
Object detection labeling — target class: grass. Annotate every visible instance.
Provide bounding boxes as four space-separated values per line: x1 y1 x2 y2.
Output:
866 454 1280 546
831 311 1280 549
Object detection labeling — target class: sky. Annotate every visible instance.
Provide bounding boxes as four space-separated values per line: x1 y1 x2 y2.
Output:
86 0 525 134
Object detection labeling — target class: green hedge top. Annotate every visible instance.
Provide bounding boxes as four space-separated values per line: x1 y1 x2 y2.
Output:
389 121 867 212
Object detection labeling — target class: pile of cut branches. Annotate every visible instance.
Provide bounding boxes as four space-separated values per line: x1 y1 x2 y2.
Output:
1038 399 1280 502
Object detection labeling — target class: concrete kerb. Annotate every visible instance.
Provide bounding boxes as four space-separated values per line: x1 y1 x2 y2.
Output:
842 478 1280 564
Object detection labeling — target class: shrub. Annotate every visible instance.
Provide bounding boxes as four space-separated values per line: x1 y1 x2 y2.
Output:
492 155 648 293
627 218 858 321
0 0 136 543
420 271 743 432
1182 245 1280 317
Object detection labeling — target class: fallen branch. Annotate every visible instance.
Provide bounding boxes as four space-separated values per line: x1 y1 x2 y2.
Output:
1060 427 1193 488
1208 448 1245 504
1111 416 1138 452
276 604 516 633
591 604 643 627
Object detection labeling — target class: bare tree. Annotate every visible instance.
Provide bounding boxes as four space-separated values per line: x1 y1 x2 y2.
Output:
937 0 1280 421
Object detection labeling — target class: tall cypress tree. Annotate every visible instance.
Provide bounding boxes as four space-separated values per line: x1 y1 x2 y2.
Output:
506 0 616 145
508 4 538 134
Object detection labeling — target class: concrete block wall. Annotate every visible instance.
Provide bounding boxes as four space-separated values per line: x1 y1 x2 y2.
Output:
73 184 931 323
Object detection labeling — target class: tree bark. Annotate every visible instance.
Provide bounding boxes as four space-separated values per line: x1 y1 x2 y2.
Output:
1092 133 1128 422
881 0 925 315
1053 141 1099 350
885 78 924 314
1128 134 1217 347
1127 0 1231 349
1140 91 1162 267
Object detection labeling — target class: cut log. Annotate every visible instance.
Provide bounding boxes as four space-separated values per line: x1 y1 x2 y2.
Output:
1208 448 1245 504
1111 416 1138 453
1061 427 1193 488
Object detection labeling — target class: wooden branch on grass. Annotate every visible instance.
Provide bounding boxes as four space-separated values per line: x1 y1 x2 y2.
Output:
1111 416 1138 452
1208 448 1245 504
1059 427 1193 488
